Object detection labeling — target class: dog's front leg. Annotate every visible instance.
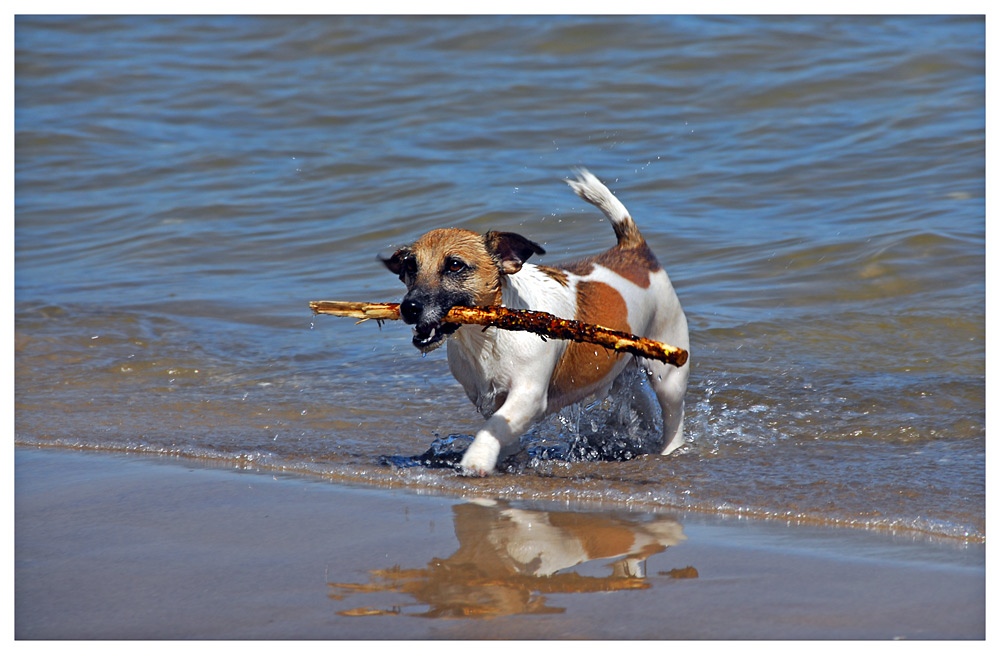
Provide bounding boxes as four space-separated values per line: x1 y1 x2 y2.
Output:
459 385 546 476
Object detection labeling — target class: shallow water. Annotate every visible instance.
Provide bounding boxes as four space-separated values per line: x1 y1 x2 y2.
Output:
15 16 985 541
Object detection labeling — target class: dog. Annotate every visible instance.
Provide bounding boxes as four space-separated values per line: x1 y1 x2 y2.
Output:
381 170 689 475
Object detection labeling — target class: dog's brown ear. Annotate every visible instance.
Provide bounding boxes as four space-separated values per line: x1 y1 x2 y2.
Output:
379 248 412 278
484 231 546 275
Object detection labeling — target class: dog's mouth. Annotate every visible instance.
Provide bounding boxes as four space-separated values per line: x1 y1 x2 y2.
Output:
412 321 460 353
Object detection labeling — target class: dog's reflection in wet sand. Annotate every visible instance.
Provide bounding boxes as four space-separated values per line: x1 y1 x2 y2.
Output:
329 500 694 619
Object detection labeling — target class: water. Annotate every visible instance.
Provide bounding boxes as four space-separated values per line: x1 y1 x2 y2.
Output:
14 16 985 542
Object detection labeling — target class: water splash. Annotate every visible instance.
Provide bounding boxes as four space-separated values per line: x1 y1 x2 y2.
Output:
379 433 473 469
513 365 664 470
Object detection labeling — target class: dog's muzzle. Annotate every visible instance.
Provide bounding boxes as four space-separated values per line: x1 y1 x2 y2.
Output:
400 298 460 353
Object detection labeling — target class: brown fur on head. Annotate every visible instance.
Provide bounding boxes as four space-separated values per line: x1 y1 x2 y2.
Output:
381 228 545 352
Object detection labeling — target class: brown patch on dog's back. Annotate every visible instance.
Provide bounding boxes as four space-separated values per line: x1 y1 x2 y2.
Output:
560 241 661 289
548 280 630 399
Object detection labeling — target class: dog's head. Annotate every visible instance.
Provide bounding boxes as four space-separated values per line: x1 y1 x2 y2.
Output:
380 228 545 352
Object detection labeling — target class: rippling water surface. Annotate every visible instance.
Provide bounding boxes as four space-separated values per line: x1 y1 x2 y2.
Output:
15 16 985 541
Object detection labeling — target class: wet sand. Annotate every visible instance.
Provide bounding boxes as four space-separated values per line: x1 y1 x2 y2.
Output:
15 447 984 640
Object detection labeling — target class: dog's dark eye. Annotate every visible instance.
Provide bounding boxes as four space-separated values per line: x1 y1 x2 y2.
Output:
404 257 418 275
445 257 467 274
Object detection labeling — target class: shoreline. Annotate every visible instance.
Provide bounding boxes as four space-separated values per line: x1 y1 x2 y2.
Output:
15 446 985 640
15 441 982 545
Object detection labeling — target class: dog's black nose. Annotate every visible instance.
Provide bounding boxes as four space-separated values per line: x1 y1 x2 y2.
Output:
400 298 423 324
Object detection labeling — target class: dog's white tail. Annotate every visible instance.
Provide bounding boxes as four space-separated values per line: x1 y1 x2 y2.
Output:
567 169 644 248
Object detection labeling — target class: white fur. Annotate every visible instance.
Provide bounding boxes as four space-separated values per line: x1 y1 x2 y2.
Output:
566 169 632 229
448 171 690 475
491 506 685 577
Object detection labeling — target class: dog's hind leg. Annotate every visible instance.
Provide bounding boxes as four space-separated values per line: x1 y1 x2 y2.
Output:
647 359 689 455
643 286 690 456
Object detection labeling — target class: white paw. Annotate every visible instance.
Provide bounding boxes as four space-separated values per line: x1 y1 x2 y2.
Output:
459 435 500 476
661 434 686 456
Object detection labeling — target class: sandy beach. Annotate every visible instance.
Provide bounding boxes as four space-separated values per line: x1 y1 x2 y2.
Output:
15 447 984 640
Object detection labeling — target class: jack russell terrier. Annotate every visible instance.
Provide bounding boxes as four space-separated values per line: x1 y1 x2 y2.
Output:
381 170 689 475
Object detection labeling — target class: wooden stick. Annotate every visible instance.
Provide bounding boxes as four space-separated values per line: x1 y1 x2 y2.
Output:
310 300 688 368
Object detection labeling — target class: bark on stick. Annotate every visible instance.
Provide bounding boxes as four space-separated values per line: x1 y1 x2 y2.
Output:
309 300 688 368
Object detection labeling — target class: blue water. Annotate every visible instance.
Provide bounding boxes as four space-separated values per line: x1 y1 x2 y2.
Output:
15 15 985 541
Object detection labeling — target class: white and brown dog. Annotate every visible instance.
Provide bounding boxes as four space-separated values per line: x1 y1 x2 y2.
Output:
382 170 689 475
